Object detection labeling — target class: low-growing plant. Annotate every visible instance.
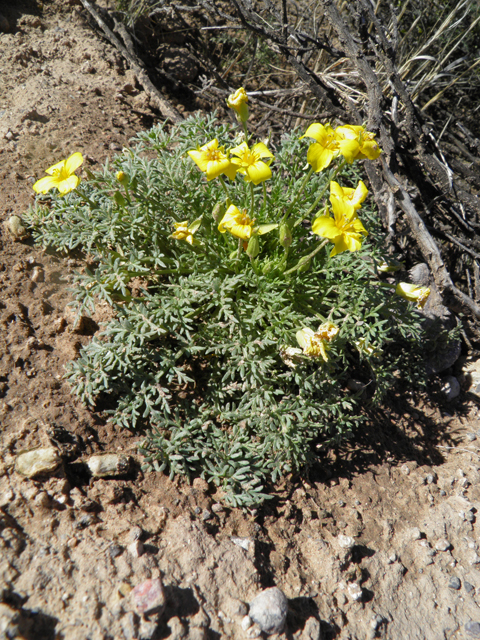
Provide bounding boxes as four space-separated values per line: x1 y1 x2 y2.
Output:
26 91 442 506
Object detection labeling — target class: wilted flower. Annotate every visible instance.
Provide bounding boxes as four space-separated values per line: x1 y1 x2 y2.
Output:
300 123 339 172
227 87 249 123
229 141 274 185
279 346 304 369
334 125 382 163
296 322 339 362
33 152 83 195
395 282 431 308
171 220 200 245
218 205 255 240
188 139 237 181
312 187 368 257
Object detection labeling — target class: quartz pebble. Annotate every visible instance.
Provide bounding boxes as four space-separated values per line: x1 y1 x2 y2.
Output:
15 447 62 478
248 587 288 635
347 582 363 602
337 535 355 549
87 454 131 478
231 537 254 553
132 578 166 617
241 615 253 630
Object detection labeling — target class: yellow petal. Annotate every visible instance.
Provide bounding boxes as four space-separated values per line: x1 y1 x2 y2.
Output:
330 195 356 223
251 142 274 159
65 152 83 174
337 139 360 163
45 158 66 176
307 144 334 172
246 161 271 185
230 142 248 158
358 140 382 160
33 175 60 194
300 123 327 142
312 216 342 240
57 175 80 194
188 149 209 172
206 157 231 181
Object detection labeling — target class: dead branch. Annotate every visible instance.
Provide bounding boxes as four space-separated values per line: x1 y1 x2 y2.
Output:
78 0 183 124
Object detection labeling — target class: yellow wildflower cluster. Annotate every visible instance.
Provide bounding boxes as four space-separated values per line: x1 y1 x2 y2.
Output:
301 123 382 172
311 180 369 256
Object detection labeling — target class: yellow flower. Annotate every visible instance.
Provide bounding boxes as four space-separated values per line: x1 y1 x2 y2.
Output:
33 152 83 195
227 88 249 123
229 142 274 185
188 139 237 181
300 123 339 172
171 220 200 245
312 192 368 257
334 125 382 163
330 180 368 210
395 283 431 309
218 205 255 240
296 322 339 362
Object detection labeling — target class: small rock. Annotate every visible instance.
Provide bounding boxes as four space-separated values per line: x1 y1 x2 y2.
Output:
441 376 461 401
246 624 262 638
300 616 322 640
337 535 355 549
465 621 480 637
128 540 144 558
241 615 253 631
34 491 50 508
347 582 363 602
425 473 437 484
87 454 131 477
448 576 461 590
435 539 452 552
6 215 29 241
231 537 254 553
410 527 422 541
31 266 44 283
0 487 14 508
248 587 288 635
0 603 20 638
132 578 166 617
109 544 123 559
128 526 143 543
466 433 477 442
66 537 78 548
202 509 213 521
465 582 475 593
15 447 62 478
469 553 480 565
211 503 224 514
400 465 410 475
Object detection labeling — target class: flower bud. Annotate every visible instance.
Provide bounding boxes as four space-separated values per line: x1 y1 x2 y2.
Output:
116 171 127 184
246 235 260 259
212 202 225 223
297 256 311 272
226 88 249 123
279 222 292 249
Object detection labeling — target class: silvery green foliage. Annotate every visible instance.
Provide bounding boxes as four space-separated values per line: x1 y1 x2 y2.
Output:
26 114 437 506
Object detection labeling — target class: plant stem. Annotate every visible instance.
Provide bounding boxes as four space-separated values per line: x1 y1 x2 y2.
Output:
304 159 347 220
249 182 255 218
284 238 329 275
283 166 314 221
218 176 230 200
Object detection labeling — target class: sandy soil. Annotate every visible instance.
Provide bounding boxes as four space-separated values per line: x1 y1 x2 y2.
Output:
1 2 480 639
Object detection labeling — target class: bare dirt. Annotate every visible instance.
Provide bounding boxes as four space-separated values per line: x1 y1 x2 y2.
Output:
1 2 480 639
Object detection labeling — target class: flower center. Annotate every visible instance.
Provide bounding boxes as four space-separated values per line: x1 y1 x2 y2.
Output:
206 148 222 162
